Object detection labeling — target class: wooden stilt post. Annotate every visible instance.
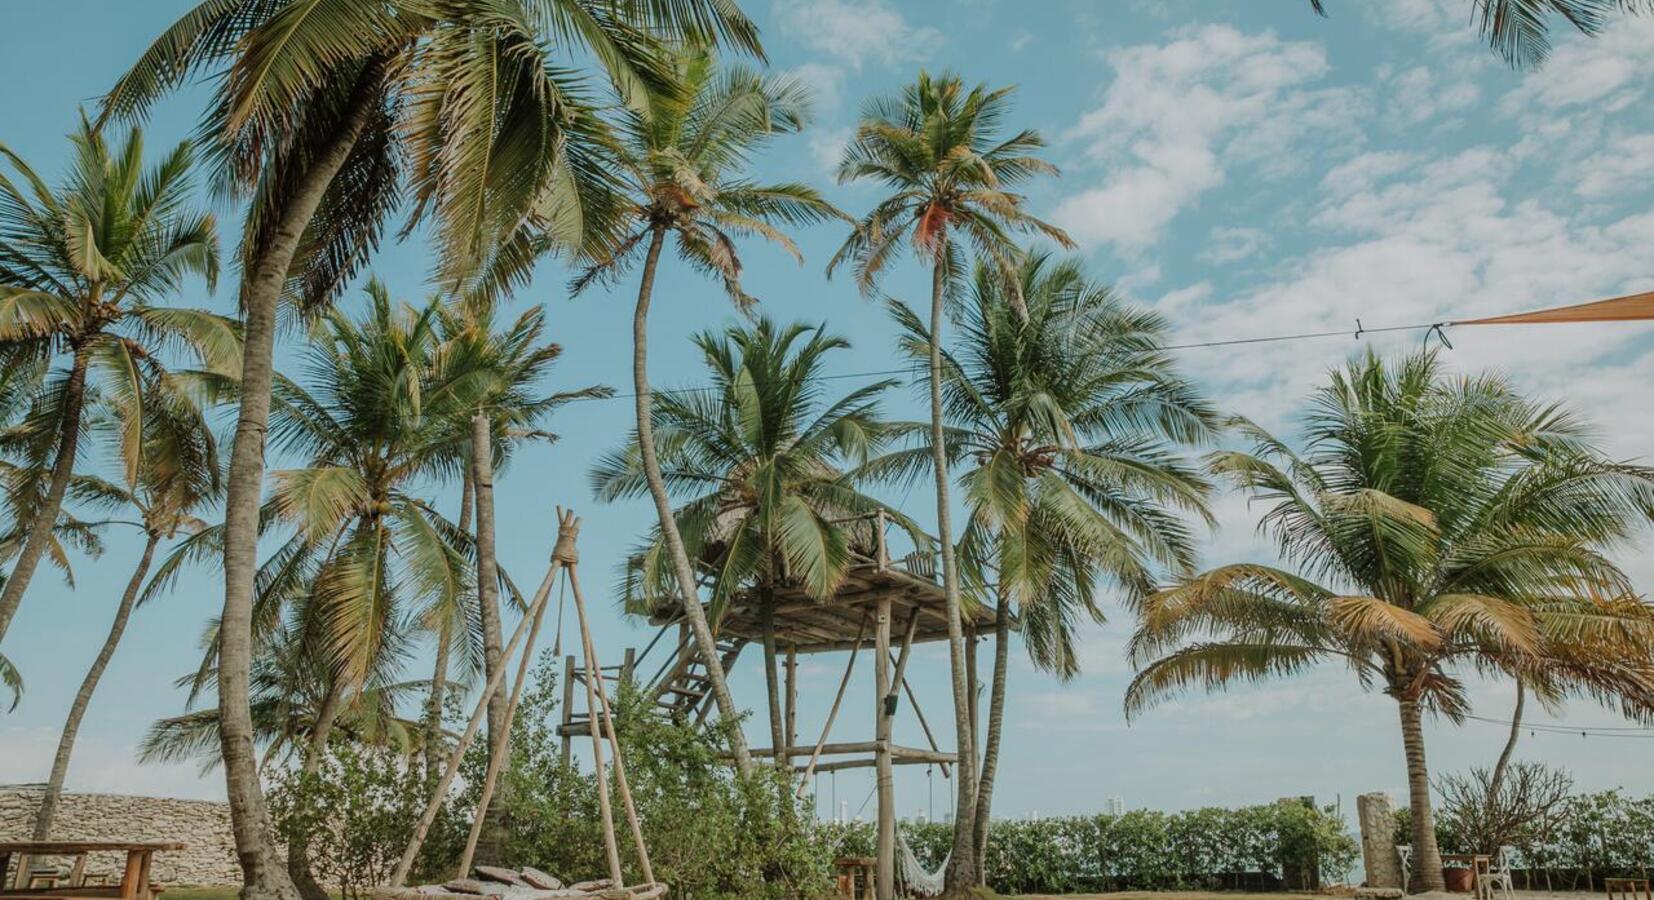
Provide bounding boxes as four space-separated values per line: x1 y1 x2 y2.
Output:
874 595 895 900
965 623 980 760
560 654 576 765
784 646 798 754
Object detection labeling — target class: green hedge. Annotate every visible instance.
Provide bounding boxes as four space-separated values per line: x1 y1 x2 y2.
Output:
821 802 1358 895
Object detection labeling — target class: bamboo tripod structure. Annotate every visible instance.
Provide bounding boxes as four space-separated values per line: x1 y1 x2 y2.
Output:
391 508 654 892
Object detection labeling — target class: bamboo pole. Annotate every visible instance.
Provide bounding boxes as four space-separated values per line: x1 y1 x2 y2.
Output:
391 559 559 887
456 565 556 876
795 614 868 797
566 543 654 885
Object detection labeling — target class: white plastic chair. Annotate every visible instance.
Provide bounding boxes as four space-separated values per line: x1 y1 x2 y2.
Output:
1395 844 1413 893
1483 846 1517 900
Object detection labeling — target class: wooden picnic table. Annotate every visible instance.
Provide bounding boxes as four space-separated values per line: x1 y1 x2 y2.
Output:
0 841 184 900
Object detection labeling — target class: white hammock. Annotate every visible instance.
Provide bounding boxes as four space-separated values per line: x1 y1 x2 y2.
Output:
895 830 948 897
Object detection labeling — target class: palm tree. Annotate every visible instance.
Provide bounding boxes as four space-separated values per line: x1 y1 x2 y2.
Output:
425 296 609 861
827 71 1071 887
265 284 470 898
0 119 227 644
33 370 227 840
592 317 923 771
0 356 109 617
1127 350 1654 893
868 253 1216 872
573 49 843 775
1307 0 1651 70
102 5 758 893
140 618 428 772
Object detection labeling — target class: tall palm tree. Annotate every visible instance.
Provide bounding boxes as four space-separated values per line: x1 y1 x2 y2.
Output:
103 6 758 894
0 119 227 644
1308 0 1652 70
0 356 94 712
867 253 1216 873
827 71 1071 888
425 296 608 861
33 371 227 840
573 49 842 774
260 284 469 898
1127 350 1654 893
0 357 108 614
592 317 923 769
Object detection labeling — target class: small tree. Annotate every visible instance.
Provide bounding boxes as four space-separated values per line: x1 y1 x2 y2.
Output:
1438 762 1573 858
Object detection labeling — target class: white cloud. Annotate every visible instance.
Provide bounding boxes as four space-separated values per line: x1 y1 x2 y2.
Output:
1009 30 1033 52
772 0 942 69
1500 17 1654 114
1200 227 1269 265
808 125 853 177
1385 64 1480 126
1573 133 1654 199
1053 25 1364 253
785 62 847 114
1320 150 1419 198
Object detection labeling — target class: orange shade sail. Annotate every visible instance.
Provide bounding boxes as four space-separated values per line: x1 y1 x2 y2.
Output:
1454 290 1654 326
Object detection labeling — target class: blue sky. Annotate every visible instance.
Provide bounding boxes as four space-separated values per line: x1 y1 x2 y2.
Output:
4 0 1654 828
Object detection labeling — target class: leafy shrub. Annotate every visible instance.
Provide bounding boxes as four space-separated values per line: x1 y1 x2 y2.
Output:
270 653 1358 898
1398 782 1654 889
269 743 466 899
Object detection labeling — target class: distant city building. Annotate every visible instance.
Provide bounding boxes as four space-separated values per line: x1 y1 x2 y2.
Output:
1106 796 1125 816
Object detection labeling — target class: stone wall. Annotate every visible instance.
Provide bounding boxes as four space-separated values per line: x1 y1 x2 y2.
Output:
0 785 240 885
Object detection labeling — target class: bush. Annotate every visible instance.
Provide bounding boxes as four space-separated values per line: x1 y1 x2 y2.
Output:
268 743 466 899
270 653 1358 898
1397 780 1654 890
818 802 1356 895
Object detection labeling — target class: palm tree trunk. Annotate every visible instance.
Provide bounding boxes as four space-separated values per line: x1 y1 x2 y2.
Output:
1398 695 1446 893
424 620 452 783
425 472 474 780
1489 680 1524 800
761 597 789 806
288 681 343 900
217 57 388 900
31 531 160 840
931 254 979 892
971 588 1011 879
469 413 509 866
0 342 91 643
630 223 751 774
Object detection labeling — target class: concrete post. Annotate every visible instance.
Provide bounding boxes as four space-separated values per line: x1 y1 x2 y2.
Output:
1358 792 1402 888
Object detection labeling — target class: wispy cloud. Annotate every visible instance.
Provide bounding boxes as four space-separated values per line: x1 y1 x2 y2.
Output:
772 0 943 69
1053 25 1365 253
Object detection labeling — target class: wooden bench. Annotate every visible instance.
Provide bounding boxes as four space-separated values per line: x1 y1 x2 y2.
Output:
0 842 183 900
1608 877 1653 900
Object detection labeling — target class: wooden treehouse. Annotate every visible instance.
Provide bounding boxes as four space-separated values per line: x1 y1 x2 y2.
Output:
559 510 1005 900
